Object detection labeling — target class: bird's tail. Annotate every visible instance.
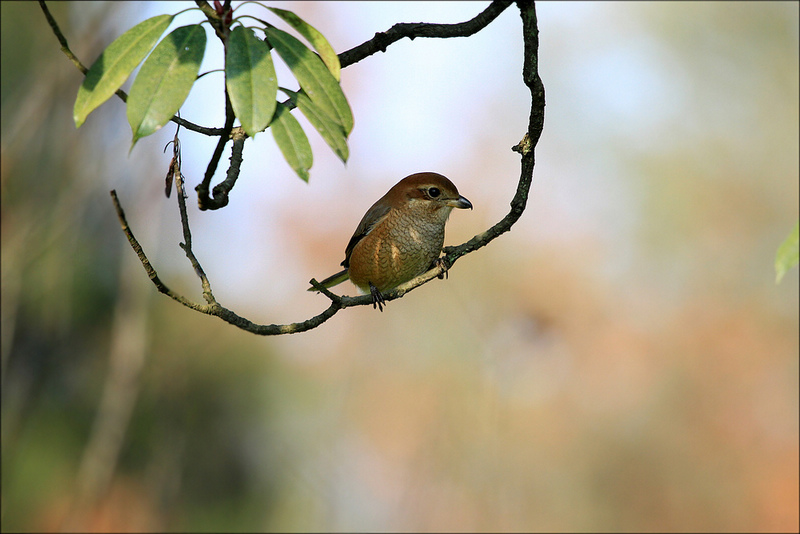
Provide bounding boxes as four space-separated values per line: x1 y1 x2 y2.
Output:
308 269 349 292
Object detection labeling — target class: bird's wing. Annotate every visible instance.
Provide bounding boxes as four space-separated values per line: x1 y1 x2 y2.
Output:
341 201 392 268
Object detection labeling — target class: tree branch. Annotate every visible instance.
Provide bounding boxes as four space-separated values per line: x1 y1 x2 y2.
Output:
204 127 247 209
315 0 546 312
338 0 514 68
441 0 545 266
108 0 544 334
195 93 238 210
38 0 87 74
111 183 348 334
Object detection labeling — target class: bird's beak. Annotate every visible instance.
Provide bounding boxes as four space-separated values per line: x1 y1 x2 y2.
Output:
447 195 473 210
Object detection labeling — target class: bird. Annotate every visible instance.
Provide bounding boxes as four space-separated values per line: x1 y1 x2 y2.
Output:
309 172 472 311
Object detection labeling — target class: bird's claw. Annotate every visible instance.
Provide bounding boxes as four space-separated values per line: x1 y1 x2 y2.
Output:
435 257 449 280
369 282 386 312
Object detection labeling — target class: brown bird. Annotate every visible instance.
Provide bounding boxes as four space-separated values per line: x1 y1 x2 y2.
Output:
310 172 472 311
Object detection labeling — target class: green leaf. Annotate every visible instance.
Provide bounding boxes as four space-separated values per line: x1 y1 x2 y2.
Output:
74 14 174 128
264 26 353 136
283 88 348 163
226 26 277 136
271 103 313 182
265 7 341 82
127 24 207 147
775 220 799 283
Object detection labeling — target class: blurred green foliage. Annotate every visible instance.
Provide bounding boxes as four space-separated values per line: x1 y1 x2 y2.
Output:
776 220 799 283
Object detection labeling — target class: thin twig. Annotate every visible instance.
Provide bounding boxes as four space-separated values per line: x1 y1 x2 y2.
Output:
38 0 87 74
110 190 207 312
168 126 215 303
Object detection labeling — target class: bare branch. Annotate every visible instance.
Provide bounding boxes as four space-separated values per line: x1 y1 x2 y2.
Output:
209 127 247 208
110 190 206 312
172 161 214 305
338 0 514 68
195 95 238 210
441 0 544 267
111 189 353 334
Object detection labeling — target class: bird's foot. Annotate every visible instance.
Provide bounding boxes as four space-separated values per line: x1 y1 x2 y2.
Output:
369 282 386 312
434 256 449 280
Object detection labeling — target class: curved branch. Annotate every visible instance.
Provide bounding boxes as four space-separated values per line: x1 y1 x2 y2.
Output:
441 0 544 267
210 127 247 208
109 0 544 334
315 0 545 313
338 0 514 68
111 188 346 333
111 187 375 335
195 93 237 210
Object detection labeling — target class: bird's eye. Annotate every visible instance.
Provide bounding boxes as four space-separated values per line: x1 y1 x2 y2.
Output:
427 187 441 198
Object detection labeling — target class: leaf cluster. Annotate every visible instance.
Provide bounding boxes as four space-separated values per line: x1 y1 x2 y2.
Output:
73 3 353 181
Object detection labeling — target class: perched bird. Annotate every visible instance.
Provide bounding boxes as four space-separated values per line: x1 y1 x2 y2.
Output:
310 172 472 311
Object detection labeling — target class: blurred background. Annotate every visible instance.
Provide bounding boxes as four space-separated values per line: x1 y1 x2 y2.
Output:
2 1 797 531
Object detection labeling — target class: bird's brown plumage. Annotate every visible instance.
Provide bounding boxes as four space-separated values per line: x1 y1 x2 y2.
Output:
311 172 472 308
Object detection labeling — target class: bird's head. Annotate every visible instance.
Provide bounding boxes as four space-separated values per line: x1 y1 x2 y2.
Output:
387 172 473 218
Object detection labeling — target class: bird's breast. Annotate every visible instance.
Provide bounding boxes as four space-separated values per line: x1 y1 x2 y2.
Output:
347 208 448 293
